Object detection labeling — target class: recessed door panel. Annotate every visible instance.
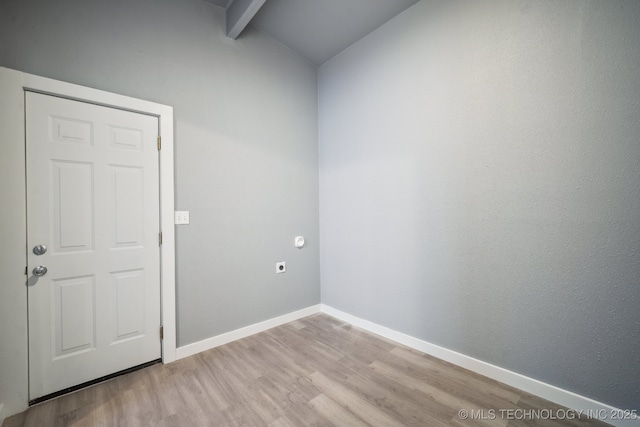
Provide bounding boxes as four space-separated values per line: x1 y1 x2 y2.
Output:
51 116 93 146
109 125 143 151
111 166 144 248
111 269 146 343
53 275 96 358
51 161 94 252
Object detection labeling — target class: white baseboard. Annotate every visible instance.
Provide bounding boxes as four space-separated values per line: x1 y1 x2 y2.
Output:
176 304 322 360
320 305 637 427
172 303 635 427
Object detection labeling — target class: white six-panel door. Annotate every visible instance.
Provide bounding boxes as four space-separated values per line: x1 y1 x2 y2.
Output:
26 92 161 400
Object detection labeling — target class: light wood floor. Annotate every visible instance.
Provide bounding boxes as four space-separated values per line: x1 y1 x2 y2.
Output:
4 314 610 427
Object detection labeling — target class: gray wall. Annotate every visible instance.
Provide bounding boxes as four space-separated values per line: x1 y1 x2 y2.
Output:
319 0 640 411
0 0 320 347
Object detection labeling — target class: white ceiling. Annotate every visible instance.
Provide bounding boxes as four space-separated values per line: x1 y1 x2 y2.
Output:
203 0 419 66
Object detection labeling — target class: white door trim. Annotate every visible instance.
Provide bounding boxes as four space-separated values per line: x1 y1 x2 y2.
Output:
22 73 177 364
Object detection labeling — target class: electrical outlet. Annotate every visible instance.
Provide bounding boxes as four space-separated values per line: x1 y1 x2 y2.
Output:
175 211 190 225
276 262 286 274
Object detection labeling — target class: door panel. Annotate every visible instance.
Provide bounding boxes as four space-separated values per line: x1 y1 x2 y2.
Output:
110 269 146 342
52 161 94 252
111 166 144 247
53 275 96 358
27 92 161 400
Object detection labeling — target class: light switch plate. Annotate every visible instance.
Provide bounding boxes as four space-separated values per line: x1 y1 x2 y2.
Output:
175 211 190 225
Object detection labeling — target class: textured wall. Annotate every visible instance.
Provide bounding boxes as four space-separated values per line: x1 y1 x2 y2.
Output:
0 0 320 348
319 0 640 410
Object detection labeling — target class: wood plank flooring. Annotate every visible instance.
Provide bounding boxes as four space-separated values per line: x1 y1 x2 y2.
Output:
3 314 611 426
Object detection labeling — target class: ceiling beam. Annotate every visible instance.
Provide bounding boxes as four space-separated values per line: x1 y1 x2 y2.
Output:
226 0 267 39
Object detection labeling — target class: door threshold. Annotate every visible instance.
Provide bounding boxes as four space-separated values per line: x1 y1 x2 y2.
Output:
29 359 162 406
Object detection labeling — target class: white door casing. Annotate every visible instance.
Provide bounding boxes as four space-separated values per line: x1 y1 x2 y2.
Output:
0 68 175 421
26 92 161 400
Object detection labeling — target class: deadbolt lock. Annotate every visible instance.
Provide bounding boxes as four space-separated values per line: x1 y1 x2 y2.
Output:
33 245 47 256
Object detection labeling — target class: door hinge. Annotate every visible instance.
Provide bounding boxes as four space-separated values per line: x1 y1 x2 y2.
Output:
159 231 163 245
157 136 161 150
160 326 164 340
25 266 28 275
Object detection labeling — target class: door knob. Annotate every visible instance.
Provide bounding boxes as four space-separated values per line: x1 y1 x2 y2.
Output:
33 265 48 277
33 244 47 255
